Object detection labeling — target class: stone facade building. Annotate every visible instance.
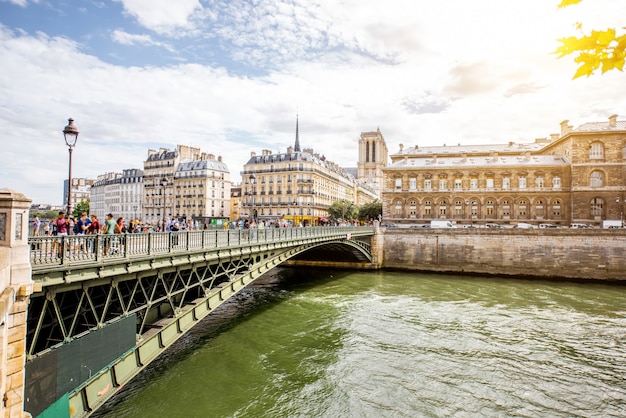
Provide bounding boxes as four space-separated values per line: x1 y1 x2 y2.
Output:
90 169 143 222
381 114 626 227
242 118 378 226
173 154 231 222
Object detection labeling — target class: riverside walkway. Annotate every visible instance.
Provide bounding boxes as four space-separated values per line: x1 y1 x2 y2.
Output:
25 226 375 417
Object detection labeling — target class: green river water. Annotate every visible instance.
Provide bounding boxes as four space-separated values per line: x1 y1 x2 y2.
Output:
93 269 626 418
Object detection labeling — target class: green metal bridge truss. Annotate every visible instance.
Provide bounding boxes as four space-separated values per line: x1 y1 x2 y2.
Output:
25 227 374 417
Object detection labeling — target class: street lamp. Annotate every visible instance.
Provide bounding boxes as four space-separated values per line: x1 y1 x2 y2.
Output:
249 173 256 222
161 177 168 226
63 118 79 216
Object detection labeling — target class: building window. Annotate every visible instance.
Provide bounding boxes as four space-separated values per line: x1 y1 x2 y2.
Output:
424 200 432 216
502 200 510 217
590 198 603 217
552 177 561 189
552 200 561 217
590 171 603 188
470 178 478 190
454 179 463 190
394 200 403 216
486 200 494 216
424 179 432 190
535 177 544 188
409 177 417 190
519 177 527 189
486 178 494 190
409 200 417 216
439 201 447 216
589 142 604 159
395 178 402 190
471 200 478 216
518 199 527 217
502 177 510 190
439 179 447 190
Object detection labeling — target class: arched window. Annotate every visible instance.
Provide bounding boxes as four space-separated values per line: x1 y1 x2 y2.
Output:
439 200 447 216
590 171 603 188
552 199 561 217
409 200 417 217
590 198 603 217
589 142 604 159
394 200 403 217
424 200 432 216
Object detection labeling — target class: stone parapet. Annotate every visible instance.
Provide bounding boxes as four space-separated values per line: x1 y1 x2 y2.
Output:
0 189 33 418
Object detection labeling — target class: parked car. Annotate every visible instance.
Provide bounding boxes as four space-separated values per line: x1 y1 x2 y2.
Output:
381 223 398 228
485 223 502 228
513 222 534 229
410 224 430 229
570 223 591 229
539 223 558 229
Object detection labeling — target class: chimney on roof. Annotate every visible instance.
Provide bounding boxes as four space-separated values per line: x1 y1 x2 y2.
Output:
218 155 222 162
560 120 572 137
251 151 256 157
287 146 294 153
609 114 617 127
208 153 215 160
399 144 404 152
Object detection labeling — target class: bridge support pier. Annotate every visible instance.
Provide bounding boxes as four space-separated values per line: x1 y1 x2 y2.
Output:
0 189 34 418
370 220 384 267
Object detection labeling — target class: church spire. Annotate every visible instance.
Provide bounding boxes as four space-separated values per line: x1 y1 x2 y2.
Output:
294 113 301 152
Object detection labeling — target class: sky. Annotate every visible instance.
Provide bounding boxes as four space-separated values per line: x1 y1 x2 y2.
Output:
1 0 625 205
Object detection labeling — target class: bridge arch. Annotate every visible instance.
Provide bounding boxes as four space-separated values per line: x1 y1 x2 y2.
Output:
24 227 376 417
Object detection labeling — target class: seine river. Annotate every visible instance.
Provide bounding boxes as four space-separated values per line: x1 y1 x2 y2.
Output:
94 269 626 418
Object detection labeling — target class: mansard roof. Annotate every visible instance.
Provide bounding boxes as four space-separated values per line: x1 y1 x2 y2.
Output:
146 149 177 161
387 154 570 170
395 142 544 157
575 120 626 132
177 159 229 173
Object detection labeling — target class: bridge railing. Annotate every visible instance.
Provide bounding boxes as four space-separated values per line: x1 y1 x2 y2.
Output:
28 226 373 268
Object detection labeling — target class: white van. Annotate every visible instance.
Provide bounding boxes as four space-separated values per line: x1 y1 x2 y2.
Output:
430 220 456 228
513 222 533 229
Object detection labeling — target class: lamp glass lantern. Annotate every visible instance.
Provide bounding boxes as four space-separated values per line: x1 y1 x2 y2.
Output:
63 118 79 215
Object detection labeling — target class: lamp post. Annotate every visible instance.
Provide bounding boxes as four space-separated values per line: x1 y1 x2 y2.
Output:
249 173 256 222
160 177 168 227
63 118 79 216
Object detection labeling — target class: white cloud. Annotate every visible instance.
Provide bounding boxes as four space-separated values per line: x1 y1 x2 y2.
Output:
1 0 626 205
111 29 174 51
114 0 202 35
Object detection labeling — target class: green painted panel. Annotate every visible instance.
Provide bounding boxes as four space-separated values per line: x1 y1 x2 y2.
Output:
160 322 179 347
84 371 115 411
138 337 161 364
112 350 139 385
178 310 194 332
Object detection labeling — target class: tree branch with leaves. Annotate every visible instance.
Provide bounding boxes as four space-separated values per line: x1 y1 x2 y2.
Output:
555 0 626 78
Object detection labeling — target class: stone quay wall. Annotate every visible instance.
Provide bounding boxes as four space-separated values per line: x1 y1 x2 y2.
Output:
382 229 626 281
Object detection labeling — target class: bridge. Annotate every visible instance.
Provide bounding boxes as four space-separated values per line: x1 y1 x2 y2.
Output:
23 226 378 417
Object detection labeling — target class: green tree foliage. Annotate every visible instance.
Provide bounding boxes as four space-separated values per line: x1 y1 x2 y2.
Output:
357 200 382 222
31 210 58 219
327 200 357 221
555 0 626 78
72 200 90 219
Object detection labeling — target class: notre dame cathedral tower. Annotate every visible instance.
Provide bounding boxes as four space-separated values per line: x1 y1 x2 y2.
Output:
358 127 389 198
